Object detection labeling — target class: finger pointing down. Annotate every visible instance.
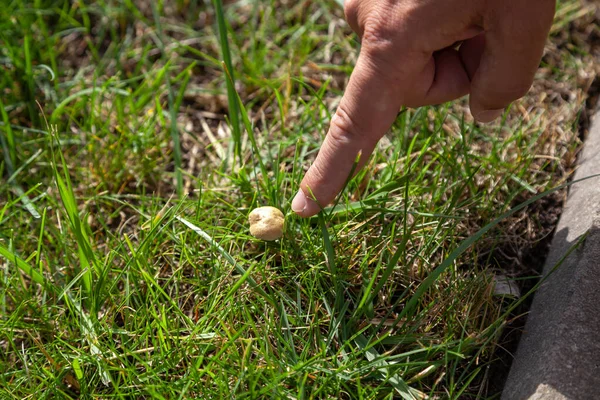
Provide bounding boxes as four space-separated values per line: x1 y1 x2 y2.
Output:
291 53 405 217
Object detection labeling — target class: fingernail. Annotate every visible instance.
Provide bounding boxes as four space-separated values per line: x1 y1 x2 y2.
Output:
475 109 504 123
291 189 307 213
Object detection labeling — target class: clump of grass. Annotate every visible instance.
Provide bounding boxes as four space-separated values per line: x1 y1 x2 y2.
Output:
1 0 598 398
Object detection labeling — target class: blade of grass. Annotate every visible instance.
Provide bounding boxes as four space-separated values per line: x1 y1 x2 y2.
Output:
223 63 274 199
212 0 241 160
51 87 130 121
150 3 183 195
0 99 16 169
0 100 40 218
63 291 112 386
53 159 94 301
46 118 99 311
0 244 56 295
5 182 42 220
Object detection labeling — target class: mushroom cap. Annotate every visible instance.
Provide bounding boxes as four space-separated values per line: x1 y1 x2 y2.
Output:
248 206 285 241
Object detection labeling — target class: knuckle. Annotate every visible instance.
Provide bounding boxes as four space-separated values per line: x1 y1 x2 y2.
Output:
361 20 397 57
328 104 362 146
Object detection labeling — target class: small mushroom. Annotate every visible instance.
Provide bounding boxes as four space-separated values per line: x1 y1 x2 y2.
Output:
248 206 285 241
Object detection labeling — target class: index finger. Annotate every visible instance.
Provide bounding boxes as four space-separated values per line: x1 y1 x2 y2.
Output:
291 51 413 217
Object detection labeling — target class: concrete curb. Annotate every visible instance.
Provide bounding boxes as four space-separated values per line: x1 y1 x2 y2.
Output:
502 111 600 399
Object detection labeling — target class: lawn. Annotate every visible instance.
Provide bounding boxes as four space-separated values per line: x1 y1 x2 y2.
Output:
1 0 599 398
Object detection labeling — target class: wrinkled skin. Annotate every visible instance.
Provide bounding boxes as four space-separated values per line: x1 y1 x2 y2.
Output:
292 0 555 217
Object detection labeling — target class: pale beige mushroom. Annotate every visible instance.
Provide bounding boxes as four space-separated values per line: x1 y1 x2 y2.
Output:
248 206 284 241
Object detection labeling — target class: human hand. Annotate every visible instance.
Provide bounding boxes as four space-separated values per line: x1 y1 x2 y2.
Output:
291 0 555 217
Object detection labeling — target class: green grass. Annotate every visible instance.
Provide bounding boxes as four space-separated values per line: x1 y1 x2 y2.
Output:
1 0 598 398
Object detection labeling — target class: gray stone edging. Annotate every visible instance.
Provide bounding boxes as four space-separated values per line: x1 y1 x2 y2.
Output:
501 110 600 399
